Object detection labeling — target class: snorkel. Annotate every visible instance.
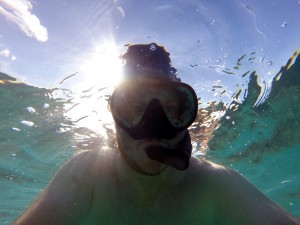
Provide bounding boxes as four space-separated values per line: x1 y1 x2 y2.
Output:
112 43 198 171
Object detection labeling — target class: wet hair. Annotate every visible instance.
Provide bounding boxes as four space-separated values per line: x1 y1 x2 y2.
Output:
120 43 181 82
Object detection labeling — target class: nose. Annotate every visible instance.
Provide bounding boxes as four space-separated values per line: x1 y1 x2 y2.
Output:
125 99 178 140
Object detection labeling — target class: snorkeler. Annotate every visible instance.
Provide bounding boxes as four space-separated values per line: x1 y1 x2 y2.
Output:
13 43 300 225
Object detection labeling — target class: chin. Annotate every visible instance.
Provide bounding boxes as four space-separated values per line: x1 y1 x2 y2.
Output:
140 160 168 176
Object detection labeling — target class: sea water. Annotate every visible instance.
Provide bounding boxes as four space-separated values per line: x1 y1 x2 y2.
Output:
0 52 299 224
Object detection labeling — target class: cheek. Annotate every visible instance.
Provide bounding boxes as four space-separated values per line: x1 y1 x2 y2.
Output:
116 127 125 149
116 126 136 151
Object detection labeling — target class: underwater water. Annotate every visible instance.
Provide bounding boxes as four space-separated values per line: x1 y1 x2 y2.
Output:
0 51 300 224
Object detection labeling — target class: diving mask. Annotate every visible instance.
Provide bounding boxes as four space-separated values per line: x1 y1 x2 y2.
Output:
111 78 198 140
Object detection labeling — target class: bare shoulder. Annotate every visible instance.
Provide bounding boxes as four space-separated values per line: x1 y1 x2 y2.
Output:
188 156 300 225
65 149 113 172
187 156 230 180
12 148 116 225
189 156 225 170
188 156 256 187
186 156 236 193
61 148 117 176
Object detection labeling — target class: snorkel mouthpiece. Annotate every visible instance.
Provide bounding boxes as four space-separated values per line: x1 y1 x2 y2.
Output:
145 131 192 170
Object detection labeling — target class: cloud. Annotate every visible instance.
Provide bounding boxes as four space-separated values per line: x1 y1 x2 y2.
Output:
0 48 17 60
0 48 10 57
0 0 48 42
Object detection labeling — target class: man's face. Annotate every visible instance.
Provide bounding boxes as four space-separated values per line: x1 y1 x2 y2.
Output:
111 77 197 174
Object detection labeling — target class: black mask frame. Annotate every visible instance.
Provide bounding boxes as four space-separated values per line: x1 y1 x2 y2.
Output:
111 79 198 140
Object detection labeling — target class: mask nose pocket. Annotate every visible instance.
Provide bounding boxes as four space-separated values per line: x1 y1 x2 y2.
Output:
124 99 178 140
139 99 175 138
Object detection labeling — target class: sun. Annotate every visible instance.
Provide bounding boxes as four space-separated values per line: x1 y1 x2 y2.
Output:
62 42 124 133
79 42 124 88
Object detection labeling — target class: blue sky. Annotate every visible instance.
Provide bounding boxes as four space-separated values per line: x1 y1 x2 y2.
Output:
0 0 300 101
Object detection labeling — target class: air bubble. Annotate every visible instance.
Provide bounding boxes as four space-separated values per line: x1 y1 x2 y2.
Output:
211 19 216 25
27 107 36 113
136 64 142 71
12 127 21 132
21 120 35 127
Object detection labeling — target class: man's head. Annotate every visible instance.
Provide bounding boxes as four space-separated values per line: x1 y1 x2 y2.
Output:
120 43 180 82
110 43 198 175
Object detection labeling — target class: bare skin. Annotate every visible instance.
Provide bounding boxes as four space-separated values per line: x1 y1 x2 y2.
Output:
13 127 300 225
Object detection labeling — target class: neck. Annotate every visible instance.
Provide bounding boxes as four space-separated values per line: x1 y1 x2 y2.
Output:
114 152 186 199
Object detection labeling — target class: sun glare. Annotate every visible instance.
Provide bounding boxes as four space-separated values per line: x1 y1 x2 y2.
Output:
79 42 123 88
62 42 124 133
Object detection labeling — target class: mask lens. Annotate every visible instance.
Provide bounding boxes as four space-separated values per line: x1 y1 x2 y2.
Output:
111 81 198 131
111 89 146 127
165 85 197 128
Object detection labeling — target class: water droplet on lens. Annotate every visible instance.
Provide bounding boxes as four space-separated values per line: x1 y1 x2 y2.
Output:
136 64 142 71
150 43 156 51
281 21 287 27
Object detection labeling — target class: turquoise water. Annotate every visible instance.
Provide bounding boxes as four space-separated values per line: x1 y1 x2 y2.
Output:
0 52 300 223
